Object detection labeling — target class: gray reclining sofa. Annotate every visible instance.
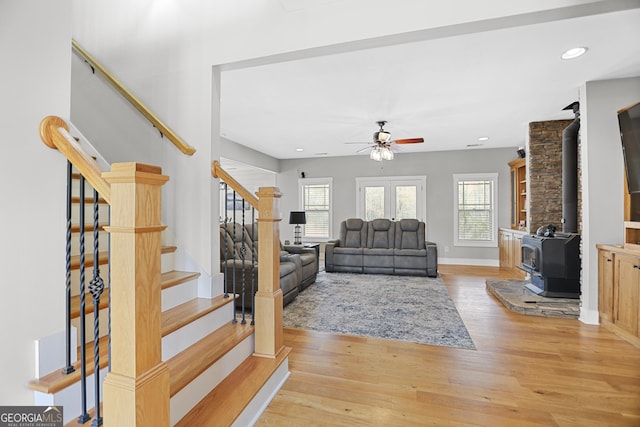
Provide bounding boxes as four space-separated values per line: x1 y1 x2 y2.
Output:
220 222 318 309
325 218 438 277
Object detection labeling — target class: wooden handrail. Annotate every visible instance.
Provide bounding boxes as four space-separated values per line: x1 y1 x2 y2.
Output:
72 39 196 156
212 160 259 209
40 116 111 204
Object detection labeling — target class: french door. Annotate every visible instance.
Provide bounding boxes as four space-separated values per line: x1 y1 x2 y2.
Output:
356 176 426 221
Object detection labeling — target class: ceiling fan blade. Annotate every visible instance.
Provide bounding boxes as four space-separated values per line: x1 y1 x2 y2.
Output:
356 146 373 153
393 138 424 144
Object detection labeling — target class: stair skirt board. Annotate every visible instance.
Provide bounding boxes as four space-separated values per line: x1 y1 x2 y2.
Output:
35 328 78 378
162 280 198 311
233 359 290 427
34 366 107 426
162 302 235 361
170 334 255 425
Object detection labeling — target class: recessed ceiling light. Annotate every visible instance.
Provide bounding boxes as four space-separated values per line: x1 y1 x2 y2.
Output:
561 47 588 60
295 148 304 152
478 136 489 141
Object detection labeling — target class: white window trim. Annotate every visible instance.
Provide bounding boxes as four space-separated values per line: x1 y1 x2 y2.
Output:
298 177 333 242
453 173 498 248
355 175 427 221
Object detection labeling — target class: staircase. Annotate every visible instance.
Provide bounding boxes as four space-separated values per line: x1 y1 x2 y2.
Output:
32 118 290 426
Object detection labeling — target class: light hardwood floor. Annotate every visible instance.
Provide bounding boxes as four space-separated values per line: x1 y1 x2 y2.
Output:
256 265 640 426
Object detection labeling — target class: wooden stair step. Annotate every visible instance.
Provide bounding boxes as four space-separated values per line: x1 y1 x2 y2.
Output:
167 321 254 396
71 195 108 204
70 251 109 270
162 294 235 336
64 404 102 427
71 224 107 233
162 245 177 254
175 346 291 427
69 246 177 270
70 292 109 319
68 269 199 319
162 270 200 290
29 336 109 394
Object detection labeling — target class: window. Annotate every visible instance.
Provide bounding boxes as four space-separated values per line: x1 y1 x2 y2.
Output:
453 173 498 247
356 176 426 221
299 178 332 241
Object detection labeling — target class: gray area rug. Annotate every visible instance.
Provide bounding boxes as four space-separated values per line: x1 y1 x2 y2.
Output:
283 271 475 349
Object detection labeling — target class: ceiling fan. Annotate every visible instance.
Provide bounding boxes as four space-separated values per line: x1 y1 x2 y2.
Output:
347 121 424 161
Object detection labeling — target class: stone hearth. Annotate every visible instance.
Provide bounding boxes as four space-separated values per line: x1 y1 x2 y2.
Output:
486 279 579 319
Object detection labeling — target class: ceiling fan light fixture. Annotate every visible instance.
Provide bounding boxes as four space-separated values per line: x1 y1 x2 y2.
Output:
381 146 394 160
370 146 383 161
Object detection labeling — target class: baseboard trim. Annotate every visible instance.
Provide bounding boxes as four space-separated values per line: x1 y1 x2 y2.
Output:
438 257 499 267
579 308 599 325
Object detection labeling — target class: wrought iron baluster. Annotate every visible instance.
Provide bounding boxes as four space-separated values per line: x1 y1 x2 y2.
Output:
232 192 237 324
223 183 229 299
89 188 104 426
63 161 75 375
78 176 90 424
240 199 247 325
251 209 256 325
107 205 111 374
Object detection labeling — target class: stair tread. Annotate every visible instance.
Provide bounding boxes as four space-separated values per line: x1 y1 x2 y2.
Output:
162 294 235 336
175 346 291 427
70 292 109 319
167 321 254 396
70 251 109 270
69 269 197 318
64 404 101 427
71 195 107 204
29 336 109 394
162 245 177 254
32 292 233 393
70 246 176 270
161 270 200 290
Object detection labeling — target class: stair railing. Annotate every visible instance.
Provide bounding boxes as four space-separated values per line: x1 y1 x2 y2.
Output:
41 116 170 426
212 160 285 358
71 40 196 156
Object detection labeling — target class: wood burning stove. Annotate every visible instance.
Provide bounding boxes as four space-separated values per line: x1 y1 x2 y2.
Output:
521 233 581 298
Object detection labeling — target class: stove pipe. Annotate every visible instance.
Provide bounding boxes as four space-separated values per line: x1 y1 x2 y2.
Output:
562 102 580 233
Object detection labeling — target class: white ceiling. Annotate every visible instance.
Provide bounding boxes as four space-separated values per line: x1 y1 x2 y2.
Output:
220 8 640 161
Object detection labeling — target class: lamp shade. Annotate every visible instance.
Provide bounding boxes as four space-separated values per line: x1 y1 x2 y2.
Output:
289 211 306 225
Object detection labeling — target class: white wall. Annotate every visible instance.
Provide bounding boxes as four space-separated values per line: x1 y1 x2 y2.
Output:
279 147 516 264
0 0 71 404
579 77 640 324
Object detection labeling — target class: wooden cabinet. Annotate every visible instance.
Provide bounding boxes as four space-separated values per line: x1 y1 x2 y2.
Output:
499 228 526 276
509 157 527 230
613 253 640 338
499 229 512 268
597 245 640 347
598 249 614 323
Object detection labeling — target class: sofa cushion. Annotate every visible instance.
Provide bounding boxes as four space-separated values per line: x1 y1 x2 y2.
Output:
367 218 395 249
395 219 426 250
341 218 367 248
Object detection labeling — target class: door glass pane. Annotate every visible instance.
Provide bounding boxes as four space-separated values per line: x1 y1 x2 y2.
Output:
395 185 417 219
364 186 385 220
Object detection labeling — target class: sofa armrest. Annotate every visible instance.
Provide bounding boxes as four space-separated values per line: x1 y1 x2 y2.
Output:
425 241 438 277
283 244 315 255
324 240 341 272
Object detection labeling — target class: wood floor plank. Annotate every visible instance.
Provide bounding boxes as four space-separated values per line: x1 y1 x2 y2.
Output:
256 265 640 426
